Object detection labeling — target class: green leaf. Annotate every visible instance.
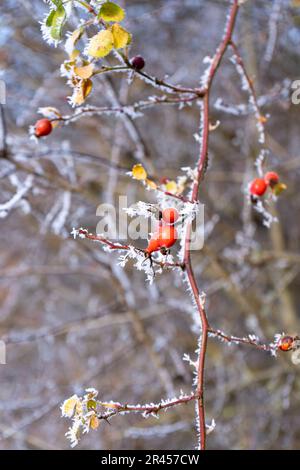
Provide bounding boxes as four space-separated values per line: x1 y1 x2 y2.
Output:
87 399 97 411
50 6 67 41
99 2 125 22
46 9 56 28
87 30 114 58
50 0 63 6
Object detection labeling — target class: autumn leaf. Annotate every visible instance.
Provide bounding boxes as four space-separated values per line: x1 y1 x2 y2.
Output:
72 79 93 106
272 183 287 196
131 164 147 180
111 23 131 49
146 179 157 190
90 415 100 430
165 180 178 194
61 395 79 418
87 30 114 58
74 63 94 79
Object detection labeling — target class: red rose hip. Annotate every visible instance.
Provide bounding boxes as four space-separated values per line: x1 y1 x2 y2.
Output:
35 118 52 138
162 208 179 225
159 225 178 249
249 178 267 197
264 171 279 187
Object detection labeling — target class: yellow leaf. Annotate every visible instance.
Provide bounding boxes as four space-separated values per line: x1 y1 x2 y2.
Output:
146 179 157 190
75 401 83 415
99 2 125 22
70 49 80 61
88 30 114 58
73 79 93 105
90 415 100 430
272 182 287 196
131 164 147 180
111 23 131 49
165 180 178 194
61 395 79 418
74 63 94 79
258 115 268 124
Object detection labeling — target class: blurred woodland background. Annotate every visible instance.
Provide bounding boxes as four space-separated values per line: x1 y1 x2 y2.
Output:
0 0 300 450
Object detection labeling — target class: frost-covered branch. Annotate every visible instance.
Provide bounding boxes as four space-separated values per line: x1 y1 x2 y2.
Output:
182 0 240 450
0 175 33 218
72 228 185 272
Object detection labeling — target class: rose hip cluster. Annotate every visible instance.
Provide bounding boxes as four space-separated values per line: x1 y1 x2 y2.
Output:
146 208 179 255
249 171 280 198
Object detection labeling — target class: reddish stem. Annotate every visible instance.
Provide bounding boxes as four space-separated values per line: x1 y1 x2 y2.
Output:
183 0 240 450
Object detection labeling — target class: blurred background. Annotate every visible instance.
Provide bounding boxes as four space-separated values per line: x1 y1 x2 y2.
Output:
0 0 300 450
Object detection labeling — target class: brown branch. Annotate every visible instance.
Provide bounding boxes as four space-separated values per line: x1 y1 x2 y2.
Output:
208 328 275 353
183 0 240 450
76 229 185 270
97 392 198 422
0 104 7 158
53 94 199 126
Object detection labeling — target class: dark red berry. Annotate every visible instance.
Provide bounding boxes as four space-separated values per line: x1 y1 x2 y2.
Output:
35 119 52 138
264 171 279 187
131 56 145 71
249 178 267 197
278 336 294 352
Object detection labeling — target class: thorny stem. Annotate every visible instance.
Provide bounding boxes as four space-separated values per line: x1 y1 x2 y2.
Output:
77 229 185 270
53 94 199 126
208 328 275 353
97 393 199 422
183 0 240 450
